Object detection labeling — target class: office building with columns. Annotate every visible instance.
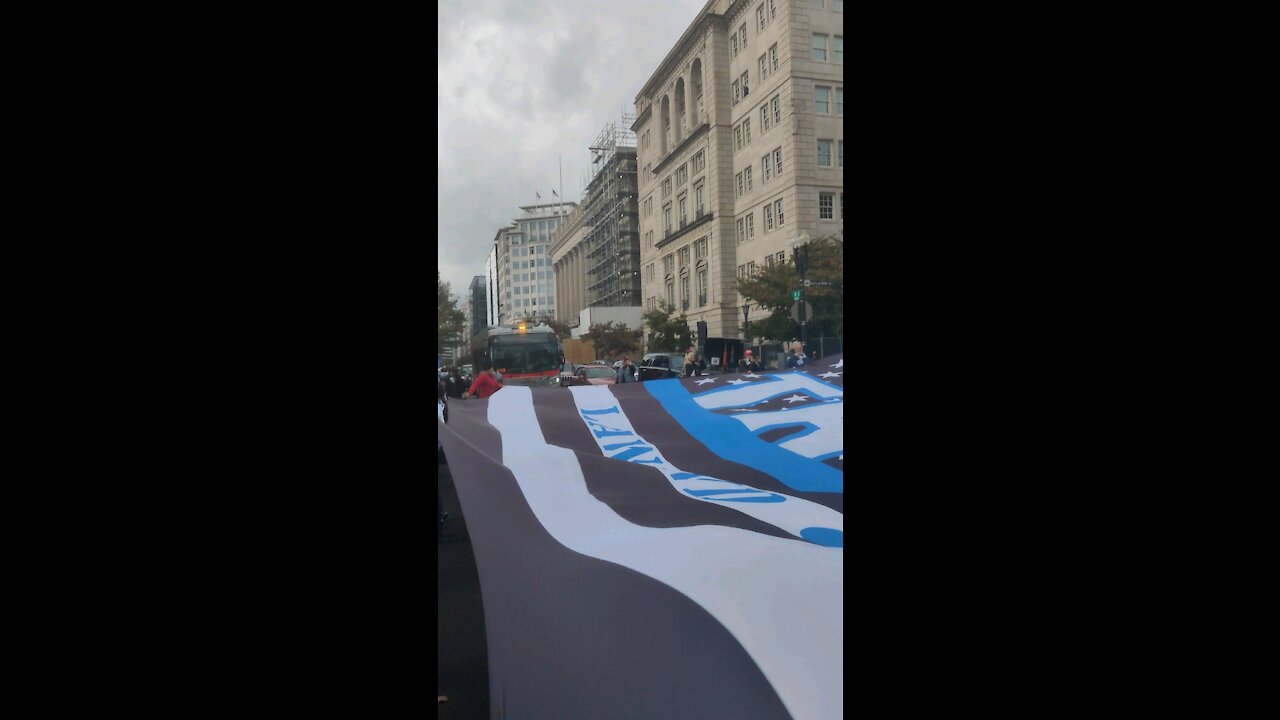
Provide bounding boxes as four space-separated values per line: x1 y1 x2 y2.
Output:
633 0 843 340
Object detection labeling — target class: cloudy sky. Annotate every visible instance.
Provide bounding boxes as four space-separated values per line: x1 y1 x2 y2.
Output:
437 0 709 302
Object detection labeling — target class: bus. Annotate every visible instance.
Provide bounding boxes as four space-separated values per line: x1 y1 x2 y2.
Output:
470 322 562 388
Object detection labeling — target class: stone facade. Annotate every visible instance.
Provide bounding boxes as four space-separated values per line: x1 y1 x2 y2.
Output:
633 0 843 340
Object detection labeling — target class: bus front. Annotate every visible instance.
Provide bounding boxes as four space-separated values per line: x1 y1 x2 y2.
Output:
489 325 561 387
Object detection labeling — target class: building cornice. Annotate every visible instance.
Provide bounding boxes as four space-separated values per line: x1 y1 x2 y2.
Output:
653 122 710 176
636 5 725 102
656 211 714 250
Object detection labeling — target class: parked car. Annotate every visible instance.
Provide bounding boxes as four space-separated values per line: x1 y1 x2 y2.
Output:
551 362 578 387
636 365 683 382
573 365 618 386
643 352 686 375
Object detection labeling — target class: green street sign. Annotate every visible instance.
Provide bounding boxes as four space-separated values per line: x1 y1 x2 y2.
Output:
792 290 801 301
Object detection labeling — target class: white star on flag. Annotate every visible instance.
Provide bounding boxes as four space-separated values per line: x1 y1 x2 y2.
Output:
727 379 749 385
743 372 761 378
829 359 843 369
819 371 842 379
731 408 759 412
694 378 716 385
783 394 809 404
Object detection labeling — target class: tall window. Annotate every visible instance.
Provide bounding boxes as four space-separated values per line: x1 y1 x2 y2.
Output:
769 44 778 72
762 153 772 182
740 24 746 49
663 254 674 275
833 36 843 64
747 261 757 275
695 182 705 215
757 4 766 30
678 246 690 266
815 86 830 113
681 275 690 310
812 34 827 61
695 236 707 260
772 95 781 125
745 165 753 192
774 147 783 174
740 71 749 99
820 193 833 219
769 0 777 19
744 117 752 144
697 268 707 306
836 88 844 116
746 212 755 240
731 31 738 57
764 203 774 230
678 193 688 224
774 199 785 226
732 80 741 105
761 104 771 132
735 124 744 151
692 149 705 174
818 139 832 167
759 54 768 84
676 164 688 186
663 177 672 198
736 172 744 197
737 217 746 245
664 204 672 233
666 281 674 308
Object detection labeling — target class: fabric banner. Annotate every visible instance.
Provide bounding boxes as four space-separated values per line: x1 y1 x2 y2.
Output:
438 356 844 720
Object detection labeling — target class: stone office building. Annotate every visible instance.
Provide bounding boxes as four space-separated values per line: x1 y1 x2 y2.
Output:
633 0 844 339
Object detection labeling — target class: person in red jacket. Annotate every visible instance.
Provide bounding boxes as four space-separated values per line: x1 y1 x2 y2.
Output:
463 361 504 399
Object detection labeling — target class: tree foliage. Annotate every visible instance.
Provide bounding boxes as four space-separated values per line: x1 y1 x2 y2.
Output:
437 271 466 355
736 235 843 344
526 316 573 340
581 321 641 359
642 303 694 352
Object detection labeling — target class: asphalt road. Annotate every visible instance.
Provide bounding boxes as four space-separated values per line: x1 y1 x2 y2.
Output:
438 457 489 718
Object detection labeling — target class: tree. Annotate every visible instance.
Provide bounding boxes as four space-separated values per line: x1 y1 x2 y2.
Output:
736 235 843 345
438 271 465 358
581 321 641 359
643 303 694 352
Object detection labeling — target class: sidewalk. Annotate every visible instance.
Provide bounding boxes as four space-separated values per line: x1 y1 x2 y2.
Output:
438 459 489 718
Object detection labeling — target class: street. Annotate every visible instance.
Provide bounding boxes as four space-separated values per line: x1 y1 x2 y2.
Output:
438 458 489 718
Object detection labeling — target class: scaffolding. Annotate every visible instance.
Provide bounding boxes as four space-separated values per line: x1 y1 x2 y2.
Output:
580 113 641 309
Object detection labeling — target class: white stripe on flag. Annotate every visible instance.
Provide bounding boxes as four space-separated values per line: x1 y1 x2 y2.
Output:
486 386 843 720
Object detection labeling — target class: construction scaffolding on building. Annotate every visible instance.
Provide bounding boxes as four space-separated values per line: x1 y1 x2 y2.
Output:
580 113 641 309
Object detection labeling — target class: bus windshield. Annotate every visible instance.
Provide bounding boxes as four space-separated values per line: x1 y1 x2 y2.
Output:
490 335 559 375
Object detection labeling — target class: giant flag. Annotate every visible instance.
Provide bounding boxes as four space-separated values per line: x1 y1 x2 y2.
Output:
438 356 845 720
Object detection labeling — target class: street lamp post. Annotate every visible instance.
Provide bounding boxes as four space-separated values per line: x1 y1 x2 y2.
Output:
792 232 811 353
742 303 751 368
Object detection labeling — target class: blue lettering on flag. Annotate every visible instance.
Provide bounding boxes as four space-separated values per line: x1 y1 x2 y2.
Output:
644 380 843 493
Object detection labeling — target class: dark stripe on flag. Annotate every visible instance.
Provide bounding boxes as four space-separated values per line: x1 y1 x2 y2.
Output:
439 420 794 720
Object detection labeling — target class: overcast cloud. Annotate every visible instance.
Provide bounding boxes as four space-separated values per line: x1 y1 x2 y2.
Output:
437 0 709 303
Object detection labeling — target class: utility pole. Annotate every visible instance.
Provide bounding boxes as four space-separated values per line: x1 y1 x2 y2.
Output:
792 233 811 352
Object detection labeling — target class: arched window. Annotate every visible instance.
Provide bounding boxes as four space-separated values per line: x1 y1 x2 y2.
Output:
660 95 671 156
690 59 703 126
674 78 686 144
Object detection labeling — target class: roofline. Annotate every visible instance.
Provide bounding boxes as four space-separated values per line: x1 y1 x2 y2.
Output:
634 0 723 102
